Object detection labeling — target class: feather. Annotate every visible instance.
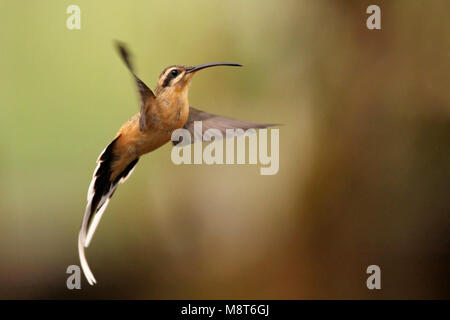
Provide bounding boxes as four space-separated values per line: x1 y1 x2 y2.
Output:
78 135 139 285
173 107 275 146
115 41 155 131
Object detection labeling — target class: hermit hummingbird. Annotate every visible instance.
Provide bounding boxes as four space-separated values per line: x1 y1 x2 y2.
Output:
78 42 272 285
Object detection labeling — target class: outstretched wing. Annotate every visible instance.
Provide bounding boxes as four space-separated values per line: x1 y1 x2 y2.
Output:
78 135 139 285
173 107 275 146
115 42 155 132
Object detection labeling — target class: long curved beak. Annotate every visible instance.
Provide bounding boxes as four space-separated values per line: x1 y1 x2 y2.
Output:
186 62 242 74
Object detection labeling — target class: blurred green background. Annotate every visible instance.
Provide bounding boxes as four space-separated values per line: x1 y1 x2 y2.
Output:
0 0 448 299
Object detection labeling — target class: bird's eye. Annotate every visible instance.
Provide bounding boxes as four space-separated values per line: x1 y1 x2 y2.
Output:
171 69 180 77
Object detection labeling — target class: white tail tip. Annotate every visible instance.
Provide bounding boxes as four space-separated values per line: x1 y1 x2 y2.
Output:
78 231 97 285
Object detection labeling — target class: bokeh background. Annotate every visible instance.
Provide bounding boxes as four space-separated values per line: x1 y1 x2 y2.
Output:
0 0 448 299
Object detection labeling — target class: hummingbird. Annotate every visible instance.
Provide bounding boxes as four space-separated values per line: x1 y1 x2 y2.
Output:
78 42 272 285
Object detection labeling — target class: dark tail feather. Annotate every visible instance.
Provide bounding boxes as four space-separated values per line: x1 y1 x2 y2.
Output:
78 135 139 285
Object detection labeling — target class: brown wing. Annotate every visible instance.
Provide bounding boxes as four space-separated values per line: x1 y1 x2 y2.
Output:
173 107 275 146
115 42 155 131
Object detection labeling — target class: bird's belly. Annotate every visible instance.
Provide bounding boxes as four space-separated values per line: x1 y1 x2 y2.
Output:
139 105 189 155
136 130 172 155
118 102 189 157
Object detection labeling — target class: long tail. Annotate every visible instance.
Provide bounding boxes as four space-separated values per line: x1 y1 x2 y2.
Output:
78 135 139 285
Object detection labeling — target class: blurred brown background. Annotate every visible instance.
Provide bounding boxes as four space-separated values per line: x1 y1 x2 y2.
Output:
0 0 448 299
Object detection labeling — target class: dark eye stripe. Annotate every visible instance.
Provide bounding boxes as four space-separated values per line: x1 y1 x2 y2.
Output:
162 68 180 87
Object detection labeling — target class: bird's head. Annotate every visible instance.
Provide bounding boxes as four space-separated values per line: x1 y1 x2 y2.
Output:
154 62 242 97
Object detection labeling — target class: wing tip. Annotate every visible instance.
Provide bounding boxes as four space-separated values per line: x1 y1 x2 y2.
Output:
114 40 134 72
